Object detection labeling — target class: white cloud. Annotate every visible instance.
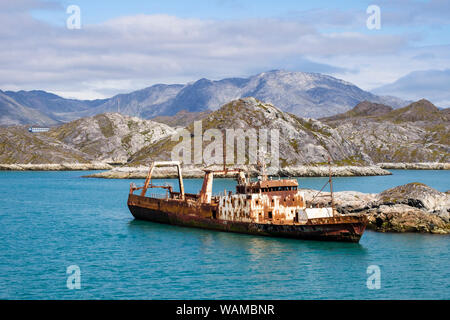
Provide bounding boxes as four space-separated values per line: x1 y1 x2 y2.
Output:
379 0 450 27
0 1 449 101
372 69 450 108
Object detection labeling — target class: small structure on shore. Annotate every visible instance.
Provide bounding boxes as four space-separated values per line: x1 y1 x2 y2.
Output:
28 127 50 133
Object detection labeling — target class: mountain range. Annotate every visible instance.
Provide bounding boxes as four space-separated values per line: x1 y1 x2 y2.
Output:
0 70 409 126
1 97 447 166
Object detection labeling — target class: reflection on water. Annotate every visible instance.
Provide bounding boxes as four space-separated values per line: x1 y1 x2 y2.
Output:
128 219 369 262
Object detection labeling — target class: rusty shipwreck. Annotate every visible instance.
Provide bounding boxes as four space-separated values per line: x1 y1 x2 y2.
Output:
127 161 368 242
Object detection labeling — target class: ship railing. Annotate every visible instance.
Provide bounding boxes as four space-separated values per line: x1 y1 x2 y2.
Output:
170 191 199 200
147 193 169 199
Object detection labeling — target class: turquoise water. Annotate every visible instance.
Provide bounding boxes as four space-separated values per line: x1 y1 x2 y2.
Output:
0 170 448 299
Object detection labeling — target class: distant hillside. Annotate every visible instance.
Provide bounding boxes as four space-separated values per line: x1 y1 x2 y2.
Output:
0 70 409 126
130 97 372 167
79 84 184 120
322 99 450 163
0 113 174 164
0 126 88 164
0 91 60 127
380 99 447 122
152 110 212 127
322 101 393 121
48 113 175 163
4 90 106 117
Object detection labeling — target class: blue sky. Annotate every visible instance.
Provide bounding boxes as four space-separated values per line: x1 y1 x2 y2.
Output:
1 0 449 106
32 0 450 45
33 0 361 22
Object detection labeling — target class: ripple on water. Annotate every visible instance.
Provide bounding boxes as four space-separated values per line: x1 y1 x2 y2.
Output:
0 171 448 299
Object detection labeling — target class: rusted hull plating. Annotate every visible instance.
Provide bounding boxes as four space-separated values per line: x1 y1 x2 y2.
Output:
128 195 367 243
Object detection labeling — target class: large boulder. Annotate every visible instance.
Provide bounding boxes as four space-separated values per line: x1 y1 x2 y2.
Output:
378 183 449 221
367 204 449 234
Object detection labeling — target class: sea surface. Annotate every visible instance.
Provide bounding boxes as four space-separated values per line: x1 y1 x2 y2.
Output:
0 170 448 299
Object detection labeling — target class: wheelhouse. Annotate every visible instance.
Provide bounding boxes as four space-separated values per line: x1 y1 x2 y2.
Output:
236 179 299 194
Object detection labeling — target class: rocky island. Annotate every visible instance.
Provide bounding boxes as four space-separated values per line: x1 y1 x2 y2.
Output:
85 164 391 179
302 183 450 234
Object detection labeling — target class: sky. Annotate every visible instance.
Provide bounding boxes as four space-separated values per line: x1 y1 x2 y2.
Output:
1 0 449 106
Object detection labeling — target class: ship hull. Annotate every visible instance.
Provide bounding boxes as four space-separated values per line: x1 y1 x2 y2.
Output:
128 195 367 243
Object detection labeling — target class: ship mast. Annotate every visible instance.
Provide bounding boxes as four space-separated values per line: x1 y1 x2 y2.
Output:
328 157 334 209
223 131 226 172
258 146 269 181
309 156 335 209
262 159 267 181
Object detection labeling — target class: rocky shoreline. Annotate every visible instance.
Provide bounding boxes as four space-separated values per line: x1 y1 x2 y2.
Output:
0 163 113 171
1 163 448 173
302 183 450 234
378 162 450 170
84 165 392 179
